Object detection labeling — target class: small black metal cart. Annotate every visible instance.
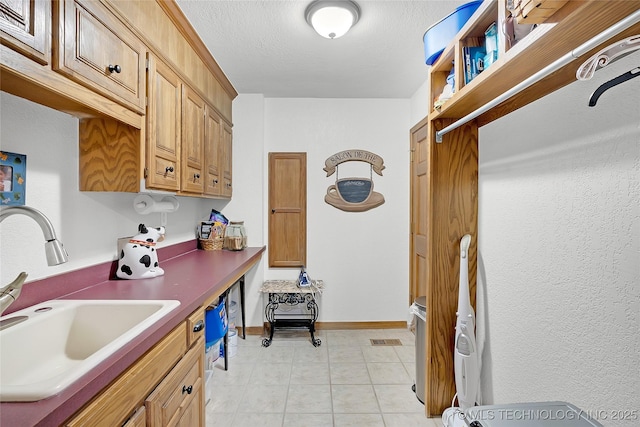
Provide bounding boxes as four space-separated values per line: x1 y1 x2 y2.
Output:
260 279 324 347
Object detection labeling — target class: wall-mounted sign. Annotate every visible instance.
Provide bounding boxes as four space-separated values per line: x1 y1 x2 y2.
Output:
0 151 26 206
324 149 385 212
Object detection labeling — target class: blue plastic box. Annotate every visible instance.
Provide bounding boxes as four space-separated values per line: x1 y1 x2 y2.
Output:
205 299 228 344
423 1 483 65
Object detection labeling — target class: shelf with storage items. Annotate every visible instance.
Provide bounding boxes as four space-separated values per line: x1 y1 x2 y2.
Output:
411 0 640 417
429 0 640 125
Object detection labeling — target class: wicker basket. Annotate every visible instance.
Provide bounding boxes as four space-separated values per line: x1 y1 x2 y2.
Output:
199 222 225 250
200 236 224 251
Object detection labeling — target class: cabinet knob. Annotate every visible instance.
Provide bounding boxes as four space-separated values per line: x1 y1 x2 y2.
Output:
165 166 174 173
108 64 122 74
182 385 193 395
226 183 232 188
213 179 218 185
193 320 204 333
194 173 200 179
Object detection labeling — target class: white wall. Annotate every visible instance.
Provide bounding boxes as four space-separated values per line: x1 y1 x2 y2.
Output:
477 53 639 424
0 92 229 285
1 92 411 328
410 78 430 128
222 94 266 327
261 98 411 323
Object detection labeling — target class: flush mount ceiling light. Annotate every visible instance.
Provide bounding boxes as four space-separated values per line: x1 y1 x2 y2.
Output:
305 0 360 39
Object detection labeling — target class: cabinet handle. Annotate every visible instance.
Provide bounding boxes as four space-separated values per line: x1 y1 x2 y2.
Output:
182 385 193 395
194 173 200 179
271 209 276 214
193 320 204 333
165 166 174 173
108 64 122 74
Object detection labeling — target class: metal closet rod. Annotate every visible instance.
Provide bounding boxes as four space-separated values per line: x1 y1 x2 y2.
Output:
435 9 640 143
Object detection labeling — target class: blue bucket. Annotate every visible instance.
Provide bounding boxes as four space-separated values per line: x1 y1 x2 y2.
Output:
423 1 483 66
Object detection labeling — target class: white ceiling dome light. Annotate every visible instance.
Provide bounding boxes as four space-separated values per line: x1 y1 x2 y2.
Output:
305 0 361 39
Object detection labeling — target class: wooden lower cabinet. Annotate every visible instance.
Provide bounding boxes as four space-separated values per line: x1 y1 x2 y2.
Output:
66 307 206 427
145 338 204 426
123 407 147 427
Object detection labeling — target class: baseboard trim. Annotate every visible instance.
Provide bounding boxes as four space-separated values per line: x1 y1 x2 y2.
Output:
240 321 408 336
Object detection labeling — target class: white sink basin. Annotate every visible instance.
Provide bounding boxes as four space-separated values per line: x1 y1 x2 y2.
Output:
0 299 180 402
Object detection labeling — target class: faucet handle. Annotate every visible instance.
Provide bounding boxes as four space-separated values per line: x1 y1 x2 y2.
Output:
0 272 28 315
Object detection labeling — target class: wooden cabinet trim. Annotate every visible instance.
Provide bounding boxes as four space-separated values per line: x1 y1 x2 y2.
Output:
155 0 237 100
0 43 143 128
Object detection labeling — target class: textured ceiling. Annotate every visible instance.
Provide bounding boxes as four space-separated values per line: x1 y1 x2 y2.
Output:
176 0 468 98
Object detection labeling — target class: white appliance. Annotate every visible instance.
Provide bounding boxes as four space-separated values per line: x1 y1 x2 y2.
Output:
443 234 479 427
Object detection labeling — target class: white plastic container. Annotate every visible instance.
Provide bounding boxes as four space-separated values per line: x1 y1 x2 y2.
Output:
228 300 238 329
205 339 221 370
228 328 238 357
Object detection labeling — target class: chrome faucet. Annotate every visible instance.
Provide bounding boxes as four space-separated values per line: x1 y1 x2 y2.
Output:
0 206 69 314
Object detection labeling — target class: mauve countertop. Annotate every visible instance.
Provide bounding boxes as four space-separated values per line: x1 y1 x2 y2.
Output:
0 242 265 427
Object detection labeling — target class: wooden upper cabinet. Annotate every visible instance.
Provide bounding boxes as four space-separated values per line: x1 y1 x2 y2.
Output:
53 0 146 113
0 0 50 64
181 84 205 194
146 55 180 191
204 105 222 196
220 122 233 198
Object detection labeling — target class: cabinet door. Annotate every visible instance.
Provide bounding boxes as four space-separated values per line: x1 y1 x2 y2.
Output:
122 406 146 427
0 0 49 64
175 386 202 427
181 85 205 194
220 122 233 198
146 56 180 191
409 121 429 305
54 0 146 112
145 338 204 427
268 152 307 267
66 325 186 427
203 105 222 196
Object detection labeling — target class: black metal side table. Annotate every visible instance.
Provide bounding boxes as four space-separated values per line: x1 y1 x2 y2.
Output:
260 279 324 347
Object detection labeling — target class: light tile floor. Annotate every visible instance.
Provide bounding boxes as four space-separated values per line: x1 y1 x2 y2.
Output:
205 328 442 427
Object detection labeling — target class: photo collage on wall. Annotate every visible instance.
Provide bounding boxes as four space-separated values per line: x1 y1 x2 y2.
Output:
0 151 27 206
